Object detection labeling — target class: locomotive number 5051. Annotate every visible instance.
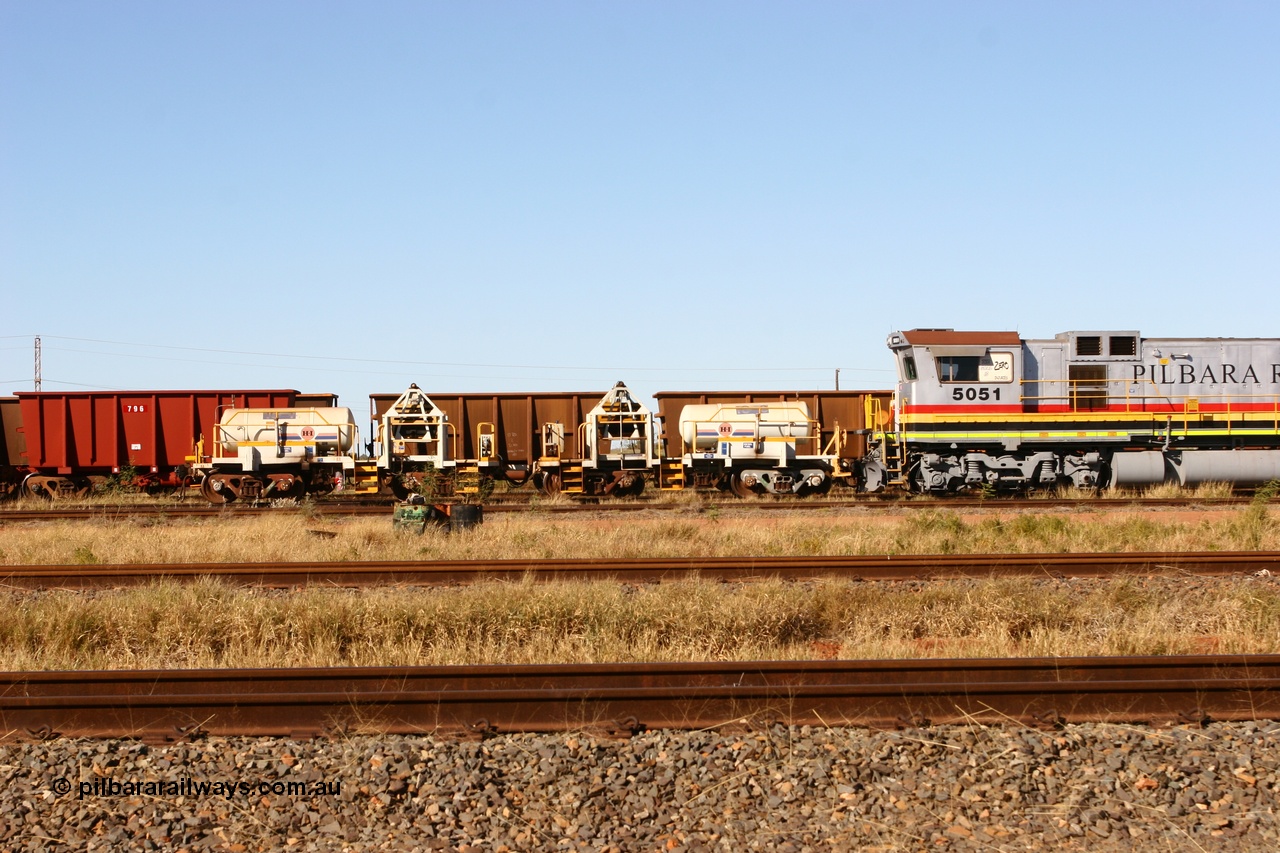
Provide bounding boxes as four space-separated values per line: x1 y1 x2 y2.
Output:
951 387 1001 401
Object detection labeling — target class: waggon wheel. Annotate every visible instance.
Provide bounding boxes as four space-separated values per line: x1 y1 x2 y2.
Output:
729 472 756 499
22 475 84 499
200 473 233 504
267 473 304 500
803 477 833 497
22 475 52 500
539 472 561 496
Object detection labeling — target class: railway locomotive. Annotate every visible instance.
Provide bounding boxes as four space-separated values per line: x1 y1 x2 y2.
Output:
3 327 1280 502
867 329 1280 493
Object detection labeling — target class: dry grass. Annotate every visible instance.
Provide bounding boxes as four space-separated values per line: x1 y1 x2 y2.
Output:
0 502 1276 565
1104 480 1236 501
1 498 1276 670
1 574 1277 670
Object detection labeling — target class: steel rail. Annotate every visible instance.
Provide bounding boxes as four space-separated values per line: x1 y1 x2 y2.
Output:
2 551 1277 589
0 495 1269 523
3 656 1278 741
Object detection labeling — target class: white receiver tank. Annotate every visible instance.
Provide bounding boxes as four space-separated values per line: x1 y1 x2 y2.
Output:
217 408 358 456
678 402 813 453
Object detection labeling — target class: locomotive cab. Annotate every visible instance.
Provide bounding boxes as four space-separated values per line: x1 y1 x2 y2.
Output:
887 329 1023 412
875 329 1069 493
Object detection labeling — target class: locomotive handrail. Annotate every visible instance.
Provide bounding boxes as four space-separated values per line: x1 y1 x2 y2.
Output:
1020 377 1280 415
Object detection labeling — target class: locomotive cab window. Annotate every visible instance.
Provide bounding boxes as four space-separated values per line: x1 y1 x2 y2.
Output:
936 352 1013 383
902 356 918 381
937 357 980 382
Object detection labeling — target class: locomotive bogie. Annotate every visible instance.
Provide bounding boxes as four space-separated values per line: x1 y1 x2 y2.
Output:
903 449 1102 493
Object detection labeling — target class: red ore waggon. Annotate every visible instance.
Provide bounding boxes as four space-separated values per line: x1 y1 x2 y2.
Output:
3 389 333 499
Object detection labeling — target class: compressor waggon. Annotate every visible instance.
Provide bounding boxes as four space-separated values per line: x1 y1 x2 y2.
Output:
194 404 363 503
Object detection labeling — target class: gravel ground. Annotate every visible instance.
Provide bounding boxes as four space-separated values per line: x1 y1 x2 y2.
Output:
3 721 1278 851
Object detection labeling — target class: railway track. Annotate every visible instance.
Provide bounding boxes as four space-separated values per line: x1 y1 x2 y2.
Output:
0 495 1269 523
4 656 1278 741
3 551 1277 589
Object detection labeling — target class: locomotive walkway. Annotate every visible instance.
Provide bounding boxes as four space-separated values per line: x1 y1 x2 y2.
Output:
2 551 1277 589
4 656 1278 741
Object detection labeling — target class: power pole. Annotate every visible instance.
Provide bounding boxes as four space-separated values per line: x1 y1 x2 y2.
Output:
834 368 840 391
34 336 41 391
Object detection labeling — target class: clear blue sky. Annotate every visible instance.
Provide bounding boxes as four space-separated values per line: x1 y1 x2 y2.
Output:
2 1 1276 417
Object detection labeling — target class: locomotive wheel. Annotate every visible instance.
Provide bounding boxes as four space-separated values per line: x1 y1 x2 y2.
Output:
392 470 447 499
308 474 336 497
22 475 53 500
21 471 50 499
614 473 645 497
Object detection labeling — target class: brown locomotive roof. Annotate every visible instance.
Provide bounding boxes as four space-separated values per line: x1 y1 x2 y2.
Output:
901 329 1022 346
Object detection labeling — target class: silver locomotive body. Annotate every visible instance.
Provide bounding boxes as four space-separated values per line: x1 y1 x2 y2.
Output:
871 329 1280 492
